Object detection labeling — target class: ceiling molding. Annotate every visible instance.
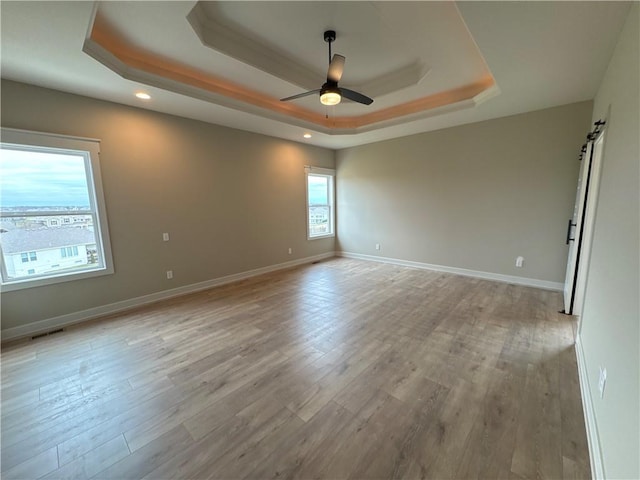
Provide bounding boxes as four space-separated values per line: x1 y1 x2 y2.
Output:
350 62 432 100
187 2 320 91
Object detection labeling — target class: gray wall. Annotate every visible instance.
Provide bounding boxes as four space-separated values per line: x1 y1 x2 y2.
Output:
579 4 639 479
1 80 335 332
336 101 593 284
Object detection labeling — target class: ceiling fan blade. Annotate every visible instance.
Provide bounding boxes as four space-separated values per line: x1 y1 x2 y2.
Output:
327 54 345 83
280 89 321 102
340 88 373 105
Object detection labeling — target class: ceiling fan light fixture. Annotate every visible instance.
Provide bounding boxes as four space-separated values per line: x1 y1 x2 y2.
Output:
320 88 341 106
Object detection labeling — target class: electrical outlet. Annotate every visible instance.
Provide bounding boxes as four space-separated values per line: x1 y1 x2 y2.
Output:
288 247 292 255
166 270 173 280
375 243 381 250
598 366 607 398
516 256 524 267
162 232 170 242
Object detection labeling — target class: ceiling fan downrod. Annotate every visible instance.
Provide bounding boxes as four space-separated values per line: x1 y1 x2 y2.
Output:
324 30 336 65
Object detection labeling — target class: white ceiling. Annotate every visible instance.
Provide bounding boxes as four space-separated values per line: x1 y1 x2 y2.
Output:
0 1 632 149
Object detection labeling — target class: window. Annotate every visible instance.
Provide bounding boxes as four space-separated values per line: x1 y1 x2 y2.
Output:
305 167 335 239
20 251 37 262
60 247 78 258
0 128 114 291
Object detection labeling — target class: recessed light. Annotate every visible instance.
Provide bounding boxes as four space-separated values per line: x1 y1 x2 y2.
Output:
303 133 312 139
135 92 151 100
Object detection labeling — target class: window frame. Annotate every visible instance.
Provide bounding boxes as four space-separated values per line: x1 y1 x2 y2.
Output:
0 128 114 291
305 166 336 240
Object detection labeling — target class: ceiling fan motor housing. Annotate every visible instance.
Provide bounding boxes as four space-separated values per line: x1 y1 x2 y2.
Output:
321 81 338 94
324 30 336 43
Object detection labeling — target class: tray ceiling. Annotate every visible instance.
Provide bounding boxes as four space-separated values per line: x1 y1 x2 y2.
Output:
0 1 632 148
84 1 498 134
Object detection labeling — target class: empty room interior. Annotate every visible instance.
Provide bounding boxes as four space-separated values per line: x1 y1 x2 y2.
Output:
0 2 638 479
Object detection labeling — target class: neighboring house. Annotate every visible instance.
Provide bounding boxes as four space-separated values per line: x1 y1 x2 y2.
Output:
3 214 93 229
0 227 96 278
41 216 91 228
308 206 330 235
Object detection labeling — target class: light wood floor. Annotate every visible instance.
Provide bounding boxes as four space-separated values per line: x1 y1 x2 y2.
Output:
1 258 591 479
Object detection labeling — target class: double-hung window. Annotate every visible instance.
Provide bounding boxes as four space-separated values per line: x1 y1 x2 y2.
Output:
0 128 114 291
305 167 335 239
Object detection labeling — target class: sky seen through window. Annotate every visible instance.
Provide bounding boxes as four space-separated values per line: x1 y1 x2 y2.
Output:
0 148 90 208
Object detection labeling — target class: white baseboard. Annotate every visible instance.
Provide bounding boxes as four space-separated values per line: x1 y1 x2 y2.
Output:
1 251 563 342
1 252 336 342
337 251 564 291
575 334 605 480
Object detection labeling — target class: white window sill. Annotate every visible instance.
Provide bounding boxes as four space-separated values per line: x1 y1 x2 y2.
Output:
1 266 114 292
308 234 335 241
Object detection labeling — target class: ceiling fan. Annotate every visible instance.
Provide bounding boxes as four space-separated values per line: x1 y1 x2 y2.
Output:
280 30 373 107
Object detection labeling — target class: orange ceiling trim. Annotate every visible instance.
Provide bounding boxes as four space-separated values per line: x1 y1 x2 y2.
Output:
330 78 495 129
89 16 495 132
90 17 331 127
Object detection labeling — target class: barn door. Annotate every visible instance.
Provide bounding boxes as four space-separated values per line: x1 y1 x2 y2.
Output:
563 121 606 315
563 142 593 313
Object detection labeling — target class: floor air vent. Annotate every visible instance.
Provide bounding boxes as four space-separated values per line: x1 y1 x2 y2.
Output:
31 328 64 340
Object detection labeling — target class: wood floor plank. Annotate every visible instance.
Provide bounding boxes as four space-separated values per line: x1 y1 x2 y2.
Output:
56 377 180 466
42 434 129 479
88 425 193 479
0 258 590 480
511 359 564 479
398 378 487 479
0 387 39 416
1 445 58 480
559 347 592 476
243 400 355 479
185 404 301 479
286 338 392 421
181 347 321 442
1 376 174 471
204 409 304 479
454 371 525 479
346 379 450 480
